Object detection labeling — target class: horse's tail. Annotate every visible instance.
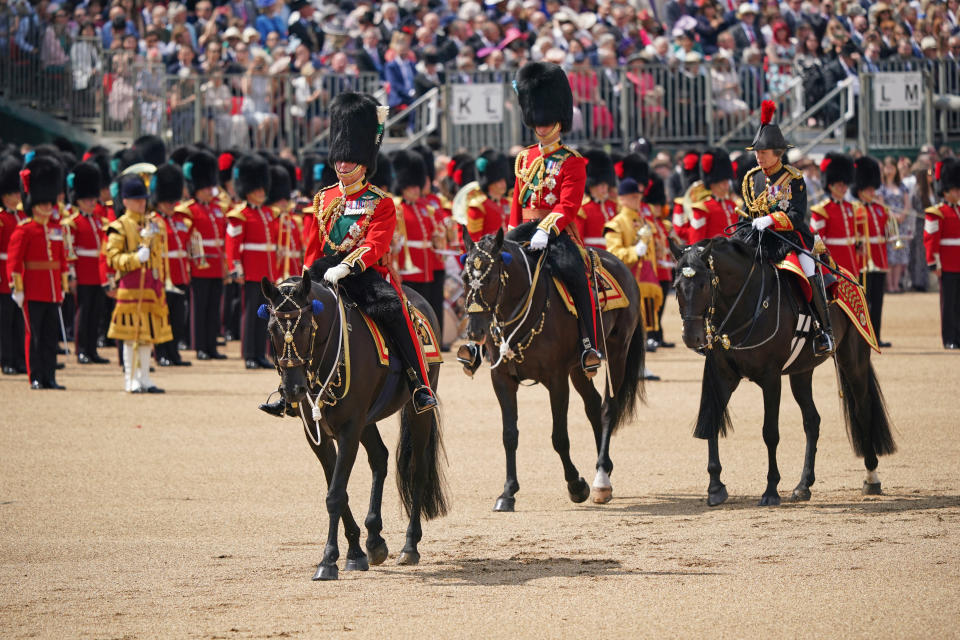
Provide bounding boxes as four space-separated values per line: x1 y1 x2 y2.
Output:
396 405 449 521
609 316 646 434
837 355 897 458
693 353 734 440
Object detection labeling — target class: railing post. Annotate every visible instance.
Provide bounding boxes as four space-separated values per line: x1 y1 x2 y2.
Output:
925 69 935 149
705 68 715 146
619 68 630 151
194 76 203 144
858 72 868 154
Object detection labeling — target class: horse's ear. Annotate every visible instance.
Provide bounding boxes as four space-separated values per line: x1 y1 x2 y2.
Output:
461 226 474 251
261 276 279 301
494 227 504 250
298 271 312 298
669 236 685 261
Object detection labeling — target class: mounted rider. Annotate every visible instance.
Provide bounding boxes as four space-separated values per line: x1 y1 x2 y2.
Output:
737 100 835 356
508 61 601 378
261 91 437 417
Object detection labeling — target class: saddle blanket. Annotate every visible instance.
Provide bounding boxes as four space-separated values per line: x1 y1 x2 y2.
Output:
832 265 880 353
361 304 444 367
553 264 631 318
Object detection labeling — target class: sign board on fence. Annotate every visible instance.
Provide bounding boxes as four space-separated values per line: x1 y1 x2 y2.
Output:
873 72 923 111
450 84 504 125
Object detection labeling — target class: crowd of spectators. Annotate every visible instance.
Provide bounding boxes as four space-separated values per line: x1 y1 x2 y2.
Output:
3 0 960 146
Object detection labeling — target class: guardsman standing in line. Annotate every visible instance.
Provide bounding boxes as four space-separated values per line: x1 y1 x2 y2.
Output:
853 155 891 348
644 175 676 349
671 151 706 245
809 153 859 278
179 150 228 360
225 154 277 370
269 164 303 281
217 150 242 343
7 156 69 389
464 149 512 242
689 148 739 243
105 177 172 393
577 148 618 251
925 158 960 349
509 62 601 376
152 164 193 367
0 157 28 375
63 161 109 364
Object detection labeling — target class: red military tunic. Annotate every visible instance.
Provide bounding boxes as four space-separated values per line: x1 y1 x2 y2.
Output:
672 181 710 245
275 208 304 280
859 201 889 273
578 196 618 251
642 202 675 282
310 181 396 275
62 209 108 286
179 198 226 279
925 201 960 272
688 194 739 243
398 198 443 282
810 197 860 277
464 186 509 242
6 219 68 303
509 141 587 237
0 206 29 294
153 210 193 287
225 203 279 283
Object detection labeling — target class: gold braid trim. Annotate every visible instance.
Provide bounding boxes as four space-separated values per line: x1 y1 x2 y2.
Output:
516 154 546 208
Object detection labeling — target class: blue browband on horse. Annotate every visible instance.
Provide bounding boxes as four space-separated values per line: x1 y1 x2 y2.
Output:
258 300 325 320
460 252 512 266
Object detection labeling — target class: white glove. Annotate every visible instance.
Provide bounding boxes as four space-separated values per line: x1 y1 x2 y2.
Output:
139 226 154 239
634 240 648 258
752 215 774 231
324 262 351 285
12 290 24 307
529 228 550 251
136 245 151 264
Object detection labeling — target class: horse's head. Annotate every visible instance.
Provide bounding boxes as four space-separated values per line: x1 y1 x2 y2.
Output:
674 241 718 351
461 228 514 342
260 272 325 404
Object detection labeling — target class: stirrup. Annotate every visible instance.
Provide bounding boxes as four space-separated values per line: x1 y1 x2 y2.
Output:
581 347 602 379
456 342 482 377
813 331 836 356
412 385 438 414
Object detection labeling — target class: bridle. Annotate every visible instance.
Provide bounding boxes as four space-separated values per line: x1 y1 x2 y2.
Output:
270 288 320 369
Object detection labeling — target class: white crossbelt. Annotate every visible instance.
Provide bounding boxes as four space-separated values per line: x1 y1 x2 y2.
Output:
0 252 8 259
241 243 276 252
202 239 224 247
74 248 100 257
941 238 960 246
583 237 606 246
168 250 188 258
823 237 855 245
406 240 433 249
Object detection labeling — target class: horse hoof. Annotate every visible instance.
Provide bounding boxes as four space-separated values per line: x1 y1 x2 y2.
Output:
312 563 338 581
568 478 590 504
591 486 613 504
397 550 420 566
758 493 781 506
707 485 728 507
791 487 812 501
493 496 515 512
344 556 369 572
862 481 883 495
366 540 389 566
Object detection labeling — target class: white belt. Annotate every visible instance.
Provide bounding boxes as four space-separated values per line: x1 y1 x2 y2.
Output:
867 236 886 243
406 240 433 249
0 252 7 259
583 237 606 246
941 238 960 246
168 250 188 259
241 243 276 252
74 248 100 257
823 238 855 246
202 239 224 248
658 259 674 267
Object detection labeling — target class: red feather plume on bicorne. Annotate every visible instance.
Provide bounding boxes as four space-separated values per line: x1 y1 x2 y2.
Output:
683 153 698 172
19 169 31 195
701 153 714 174
820 157 832 173
218 153 234 172
760 99 776 125
935 161 943 181
614 161 624 179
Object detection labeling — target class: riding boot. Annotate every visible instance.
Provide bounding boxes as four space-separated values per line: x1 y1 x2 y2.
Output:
808 274 836 356
381 316 437 414
259 396 287 417
568 278 603 378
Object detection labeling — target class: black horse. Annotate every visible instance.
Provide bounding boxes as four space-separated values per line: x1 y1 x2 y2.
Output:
460 228 646 511
673 238 896 506
260 271 447 580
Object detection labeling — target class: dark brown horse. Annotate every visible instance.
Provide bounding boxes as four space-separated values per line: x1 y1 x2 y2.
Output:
673 238 896 506
260 271 447 580
460 227 646 511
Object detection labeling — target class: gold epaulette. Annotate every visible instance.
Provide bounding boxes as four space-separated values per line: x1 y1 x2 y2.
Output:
437 193 452 209
561 144 582 158
690 200 710 213
60 213 77 228
783 164 804 180
106 219 125 234
367 184 390 200
226 204 247 221
466 186 487 209
174 199 195 217
391 195 404 210
514 148 531 175
18 217 31 226
687 180 709 203
577 194 590 219
925 204 944 218
810 199 830 219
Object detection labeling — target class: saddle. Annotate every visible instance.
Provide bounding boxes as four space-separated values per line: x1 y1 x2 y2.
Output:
552 260 631 318
360 301 444 368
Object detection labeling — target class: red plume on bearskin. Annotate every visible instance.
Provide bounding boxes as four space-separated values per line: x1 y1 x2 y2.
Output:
453 169 464 186
701 153 714 174
446 159 457 179
219 153 234 171
760 99 776 125
731 160 738 175
936 161 943 181
683 153 698 172
614 161 624 179
820 157 832 173
19 169 30 194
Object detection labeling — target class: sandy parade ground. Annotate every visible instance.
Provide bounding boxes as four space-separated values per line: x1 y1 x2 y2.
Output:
1 290 959 639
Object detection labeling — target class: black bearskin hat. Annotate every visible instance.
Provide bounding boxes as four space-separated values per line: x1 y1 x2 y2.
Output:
301 153 338 195
184 150 219 193
700 147 734 186
748 100 791 151
645 175 666 206
218 150 239 186
133 135 167 167
153 163 184 203
68 162 103 202
266 164 292 205
111 147 141 178
446 153 476 189
515 62 574 134
477 149 511 192
278 158 298 196
938 158 960 193
391 150 427 194
0 156 22 196
680 149 700 182
368 152 393 192
328 92 385 175
169 145 195 167
21 156 63 213
854 155 882 195
411 145 436 182
821 152 855 187
583 148 615 190
619 153 649 186
234 154 270 200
